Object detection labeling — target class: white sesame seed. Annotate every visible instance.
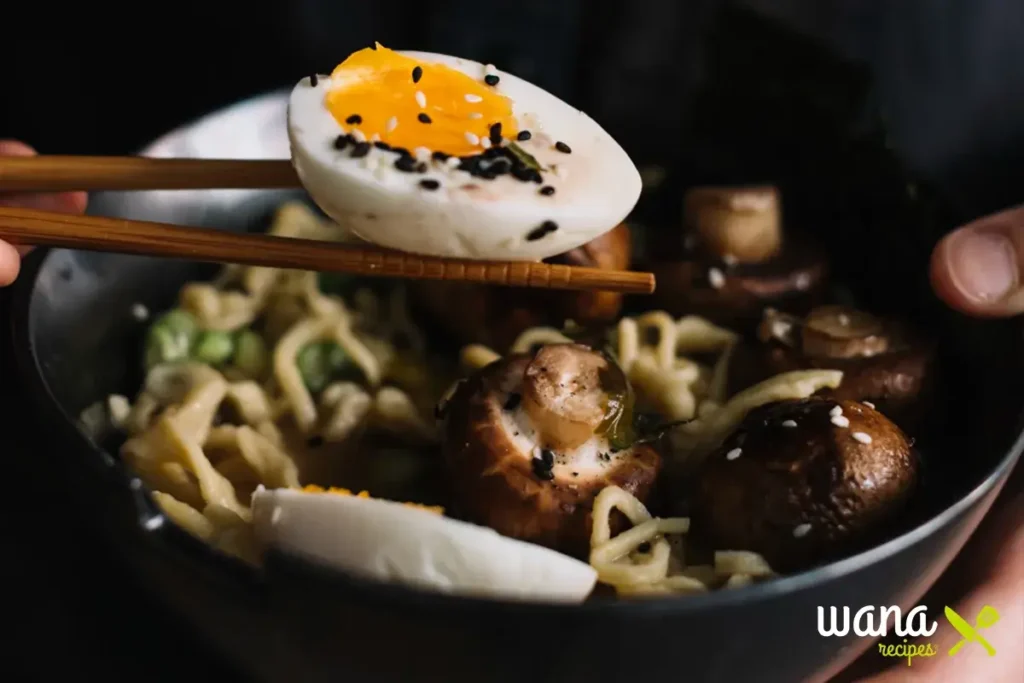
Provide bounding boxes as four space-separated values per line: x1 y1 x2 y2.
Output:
831 415 850 428
726 448 742 461
485 63 497 75
793 523 812 538
370 132 381 142
852 431 873 444
464 132 480 145
351 129 366 142
771 320 792 339
838 313 850 326
863 401 876 409
415 91 427 108
130 303 149 321
795 273 812 291
708 267 726 289
386 116 398 133
362 156 379 171
480 137 492 149
469 112 483 120
464 93 483 103
829 405 843 417
413 146 431 161
782 420 798 428
446 156 462 169
723 253 738 266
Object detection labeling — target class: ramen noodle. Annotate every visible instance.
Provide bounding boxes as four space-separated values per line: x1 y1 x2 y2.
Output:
82 200 844 598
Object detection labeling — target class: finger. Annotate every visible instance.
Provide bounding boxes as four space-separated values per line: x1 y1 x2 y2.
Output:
930 205 1024 317
0 138 90 216
0 239 21 287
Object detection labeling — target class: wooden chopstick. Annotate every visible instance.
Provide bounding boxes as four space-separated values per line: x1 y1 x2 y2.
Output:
0 207 656 295
0 156 300 192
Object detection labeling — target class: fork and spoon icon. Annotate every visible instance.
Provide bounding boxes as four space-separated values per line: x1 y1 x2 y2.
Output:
944 605 1001 657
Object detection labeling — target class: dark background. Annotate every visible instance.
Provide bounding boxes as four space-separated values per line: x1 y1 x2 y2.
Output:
2 1 1024 681
3 0 1024 217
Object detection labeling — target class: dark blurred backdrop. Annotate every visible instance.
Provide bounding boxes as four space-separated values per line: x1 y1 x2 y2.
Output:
2 0 1024 218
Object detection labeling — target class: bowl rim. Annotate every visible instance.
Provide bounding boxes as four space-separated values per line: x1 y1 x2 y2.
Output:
8 90 1023 617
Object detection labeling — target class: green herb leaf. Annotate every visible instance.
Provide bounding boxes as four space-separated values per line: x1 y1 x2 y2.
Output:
506 141 543 172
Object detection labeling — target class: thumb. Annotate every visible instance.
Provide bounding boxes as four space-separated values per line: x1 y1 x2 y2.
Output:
930 205 1024 318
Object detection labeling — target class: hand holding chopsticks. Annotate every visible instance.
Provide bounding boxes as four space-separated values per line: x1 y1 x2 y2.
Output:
0 155 656 295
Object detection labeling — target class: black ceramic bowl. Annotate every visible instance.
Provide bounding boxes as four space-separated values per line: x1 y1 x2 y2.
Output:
7 85 1024 683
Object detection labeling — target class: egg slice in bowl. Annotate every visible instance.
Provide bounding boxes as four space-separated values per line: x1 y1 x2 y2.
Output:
251 485 598 603
288 43 641 260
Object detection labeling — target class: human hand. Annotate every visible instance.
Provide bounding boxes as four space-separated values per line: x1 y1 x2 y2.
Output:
930 204 1024 317
0 140 88 286
856 207 1024 682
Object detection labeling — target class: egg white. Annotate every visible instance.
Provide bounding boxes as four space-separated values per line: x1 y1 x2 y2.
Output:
251 488 598 603
287 51 642 261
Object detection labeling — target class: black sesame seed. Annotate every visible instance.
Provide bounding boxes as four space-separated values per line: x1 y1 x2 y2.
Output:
539 185 555 196
540 449 555 467
489 122 502 143
511 165 534 182
333 134 350 150
350 141 371 158
310 74 318 87
529 170 544 184
484 74 500 86
392 146 412 158
554 141 572 154
503 392 522 411
637 542 652 554
373 141 392 151
419 179 440 190
346 114 362 125
532 456 555 481
516 130 532 141
432 151 451 162
394 155 417 172
526 221 559 241
489 159 510 175
412 66 423 83
418 112 432 124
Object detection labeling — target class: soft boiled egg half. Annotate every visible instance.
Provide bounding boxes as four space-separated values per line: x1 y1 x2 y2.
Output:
251 486 598 603
288 43 641 260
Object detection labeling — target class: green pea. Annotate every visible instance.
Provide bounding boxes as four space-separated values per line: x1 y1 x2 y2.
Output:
143 309 199 369
233 329 268 378
296 341 349 393
193 330 236 366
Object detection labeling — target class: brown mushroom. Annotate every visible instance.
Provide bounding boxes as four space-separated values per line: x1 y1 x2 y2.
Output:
647 186 828 331
728 305 937 431
690 398 918 572
411 223 632 350
440 344 662 558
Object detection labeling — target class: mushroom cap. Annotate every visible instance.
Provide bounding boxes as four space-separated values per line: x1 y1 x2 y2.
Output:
443 353 662 558
690 398 918 572
647 240 829 332
410 223 631 350
729 306 938 430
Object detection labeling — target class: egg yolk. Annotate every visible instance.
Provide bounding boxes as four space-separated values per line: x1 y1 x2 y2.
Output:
301 484 444 515
325 43 518 157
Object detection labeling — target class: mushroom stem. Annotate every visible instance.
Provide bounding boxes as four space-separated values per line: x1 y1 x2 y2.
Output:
521 345 610 452
684 186 782 264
